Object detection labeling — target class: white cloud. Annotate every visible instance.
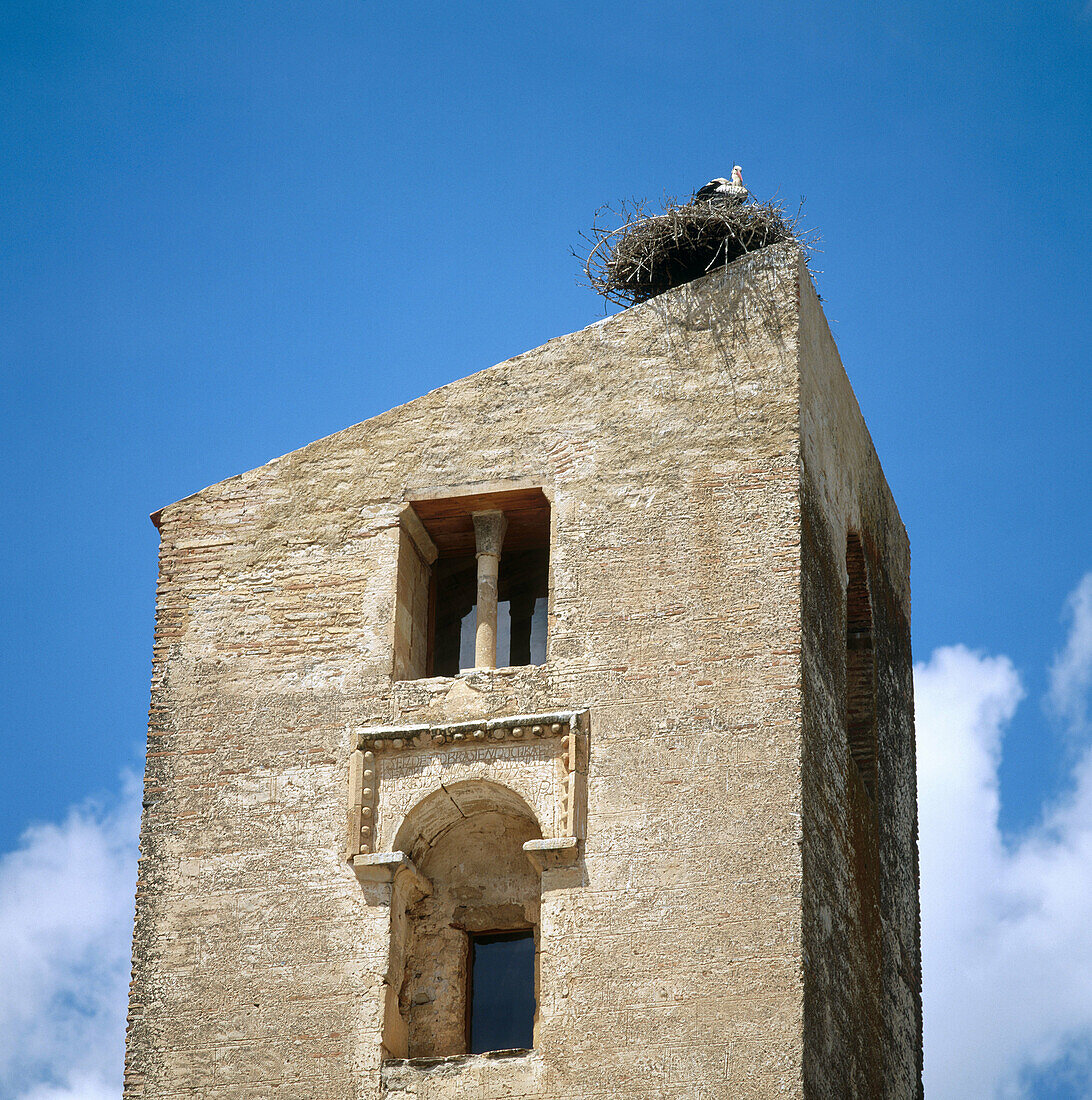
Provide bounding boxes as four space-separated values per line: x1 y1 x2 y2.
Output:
14 1076 122 1100
0 775 140 1100
1047 572 1092 737
919 572 1092 1098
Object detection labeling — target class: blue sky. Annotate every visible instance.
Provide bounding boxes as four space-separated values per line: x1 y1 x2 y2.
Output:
1 3 1090 1097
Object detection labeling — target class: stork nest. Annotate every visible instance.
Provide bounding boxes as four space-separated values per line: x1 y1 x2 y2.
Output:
581 195 807 306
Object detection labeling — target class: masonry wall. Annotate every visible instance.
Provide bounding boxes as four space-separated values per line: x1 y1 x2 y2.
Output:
392 528 430 682
125 244 920 1100
797 271 922 1097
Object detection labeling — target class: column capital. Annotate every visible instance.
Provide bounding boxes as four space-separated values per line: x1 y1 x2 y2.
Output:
472 509 507 558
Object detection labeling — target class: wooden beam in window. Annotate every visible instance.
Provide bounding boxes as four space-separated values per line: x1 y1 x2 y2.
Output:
408 487 550 556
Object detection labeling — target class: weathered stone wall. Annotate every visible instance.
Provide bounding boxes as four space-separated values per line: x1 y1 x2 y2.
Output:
392 527 430 682
125 243 920 1099
797 271 922 1097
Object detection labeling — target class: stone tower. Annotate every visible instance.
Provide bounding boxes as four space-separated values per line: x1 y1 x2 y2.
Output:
125 243 922 1099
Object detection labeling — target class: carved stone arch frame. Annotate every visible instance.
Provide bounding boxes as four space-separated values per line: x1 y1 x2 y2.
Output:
346 708 588 874
345 709 589 1059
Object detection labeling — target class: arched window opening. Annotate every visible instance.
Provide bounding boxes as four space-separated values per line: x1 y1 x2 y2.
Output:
384 782 542 1060
845 532 878 799
844 530 884 1093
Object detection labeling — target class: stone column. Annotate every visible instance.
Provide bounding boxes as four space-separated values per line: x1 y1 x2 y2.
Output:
471 510 507 669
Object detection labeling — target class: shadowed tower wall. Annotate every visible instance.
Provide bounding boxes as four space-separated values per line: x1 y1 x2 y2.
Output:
125 243 921 1099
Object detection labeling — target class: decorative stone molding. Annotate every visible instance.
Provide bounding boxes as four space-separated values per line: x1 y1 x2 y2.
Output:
346 709 589 867
522 837 579 872
351 851 432 900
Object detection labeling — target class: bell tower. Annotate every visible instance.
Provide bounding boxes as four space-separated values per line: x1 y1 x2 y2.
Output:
125 242 922 1098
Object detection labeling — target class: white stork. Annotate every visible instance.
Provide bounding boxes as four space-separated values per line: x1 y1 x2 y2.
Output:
693 166 748 204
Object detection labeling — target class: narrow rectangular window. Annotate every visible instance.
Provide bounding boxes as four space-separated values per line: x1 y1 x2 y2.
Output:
467 930 536 1054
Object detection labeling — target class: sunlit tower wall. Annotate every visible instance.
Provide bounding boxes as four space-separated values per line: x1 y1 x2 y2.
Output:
124 242 922 1099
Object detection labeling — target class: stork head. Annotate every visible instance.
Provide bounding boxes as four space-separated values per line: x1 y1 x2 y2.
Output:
732 165 744 185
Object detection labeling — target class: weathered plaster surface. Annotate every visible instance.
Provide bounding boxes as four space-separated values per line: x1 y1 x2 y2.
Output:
125 244 920 1099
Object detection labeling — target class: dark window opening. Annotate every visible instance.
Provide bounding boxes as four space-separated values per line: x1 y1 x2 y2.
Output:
498 548 549 668
844 530 884 1092
432 554 477 677
467 930 536 1054
398 488 550 679
846 532 878 798
430 550 548 676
